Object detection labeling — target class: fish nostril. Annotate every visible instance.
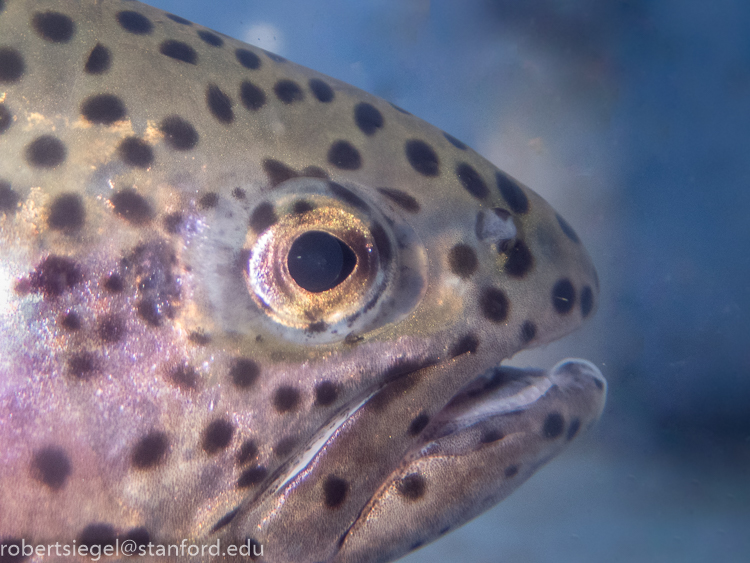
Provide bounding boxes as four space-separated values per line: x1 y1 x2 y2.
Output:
287 231 356 293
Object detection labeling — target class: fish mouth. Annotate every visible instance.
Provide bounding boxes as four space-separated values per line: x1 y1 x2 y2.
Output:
215 348 607 563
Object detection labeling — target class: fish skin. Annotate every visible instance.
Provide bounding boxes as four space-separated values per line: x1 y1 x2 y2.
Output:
0 1 603 561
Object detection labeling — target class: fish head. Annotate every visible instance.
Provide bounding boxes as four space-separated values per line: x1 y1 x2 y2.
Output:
0 1 602 561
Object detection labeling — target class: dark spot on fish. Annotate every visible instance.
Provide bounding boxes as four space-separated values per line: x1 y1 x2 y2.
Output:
0 104 11 134
163 212 183 234
448 243 478 278
408 413 430 436
249 202 276 233
84 43 110 74
314 380 337 406
244 538 263 561
30 255 81 297
543 412 565 439
240 80 267 111
328 182 369 211
118 137 153 168
409 541 424 552
159 40 197 64
31 446 71 490
202 419 235 455
32 11 75 43
47 193 85 232
309 78 334 102
188 331 211 345
344 333 364 345
323 475 349 508
136 299 162 327
78 523 117 549
198 192 219 209
60 311 81 331
306 171 330 184
124 527 151 549
232 187 246 200
307 320 328 333
274 79 303 104
0 47 24 83
98 314 125 343
236 440 258 466
235 48 260 69
480 287 509 323
503 239 533 278
25 135 66 168
450 333 479 357
67 352 96 379
274 436 297 457
456 162 488 199
131 431 169 469
207 84 234 124
520 320 537 343
117 10 152 34
229 358 260 389
110 188 152 224
328 140 361 170
81 94 126 124
367 360 431 411
168 363 198 390
160 115 198 150
354 102 384 136
0 180 19 211
377 187 420 213
552 279 576 314
504 465 519 478
496 170 529 214
397 473 426 501
263 159 297 187
103 273 124 293
405 140 439 177
237 465 267 488
273 386 300 413
198 30 223 47
293 200 314 214
594 377 604 391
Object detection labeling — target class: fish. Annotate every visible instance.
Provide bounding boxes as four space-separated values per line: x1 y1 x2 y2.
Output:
0 1 605 561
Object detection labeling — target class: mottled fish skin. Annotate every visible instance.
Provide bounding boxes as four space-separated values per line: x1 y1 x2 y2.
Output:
0 1 602 561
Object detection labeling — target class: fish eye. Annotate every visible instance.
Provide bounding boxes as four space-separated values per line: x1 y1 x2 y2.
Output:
287 231 357 293
242 178 427 342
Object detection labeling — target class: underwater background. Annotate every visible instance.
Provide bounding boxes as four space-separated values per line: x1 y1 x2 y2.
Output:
148 1 750 561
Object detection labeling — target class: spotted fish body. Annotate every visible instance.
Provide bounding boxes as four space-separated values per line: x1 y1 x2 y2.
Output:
0 1 604 561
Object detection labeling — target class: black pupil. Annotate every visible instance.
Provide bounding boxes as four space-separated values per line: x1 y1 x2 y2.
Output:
287 231 356 292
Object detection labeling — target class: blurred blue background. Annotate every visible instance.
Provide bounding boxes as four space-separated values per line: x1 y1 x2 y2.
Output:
149 1 750 561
